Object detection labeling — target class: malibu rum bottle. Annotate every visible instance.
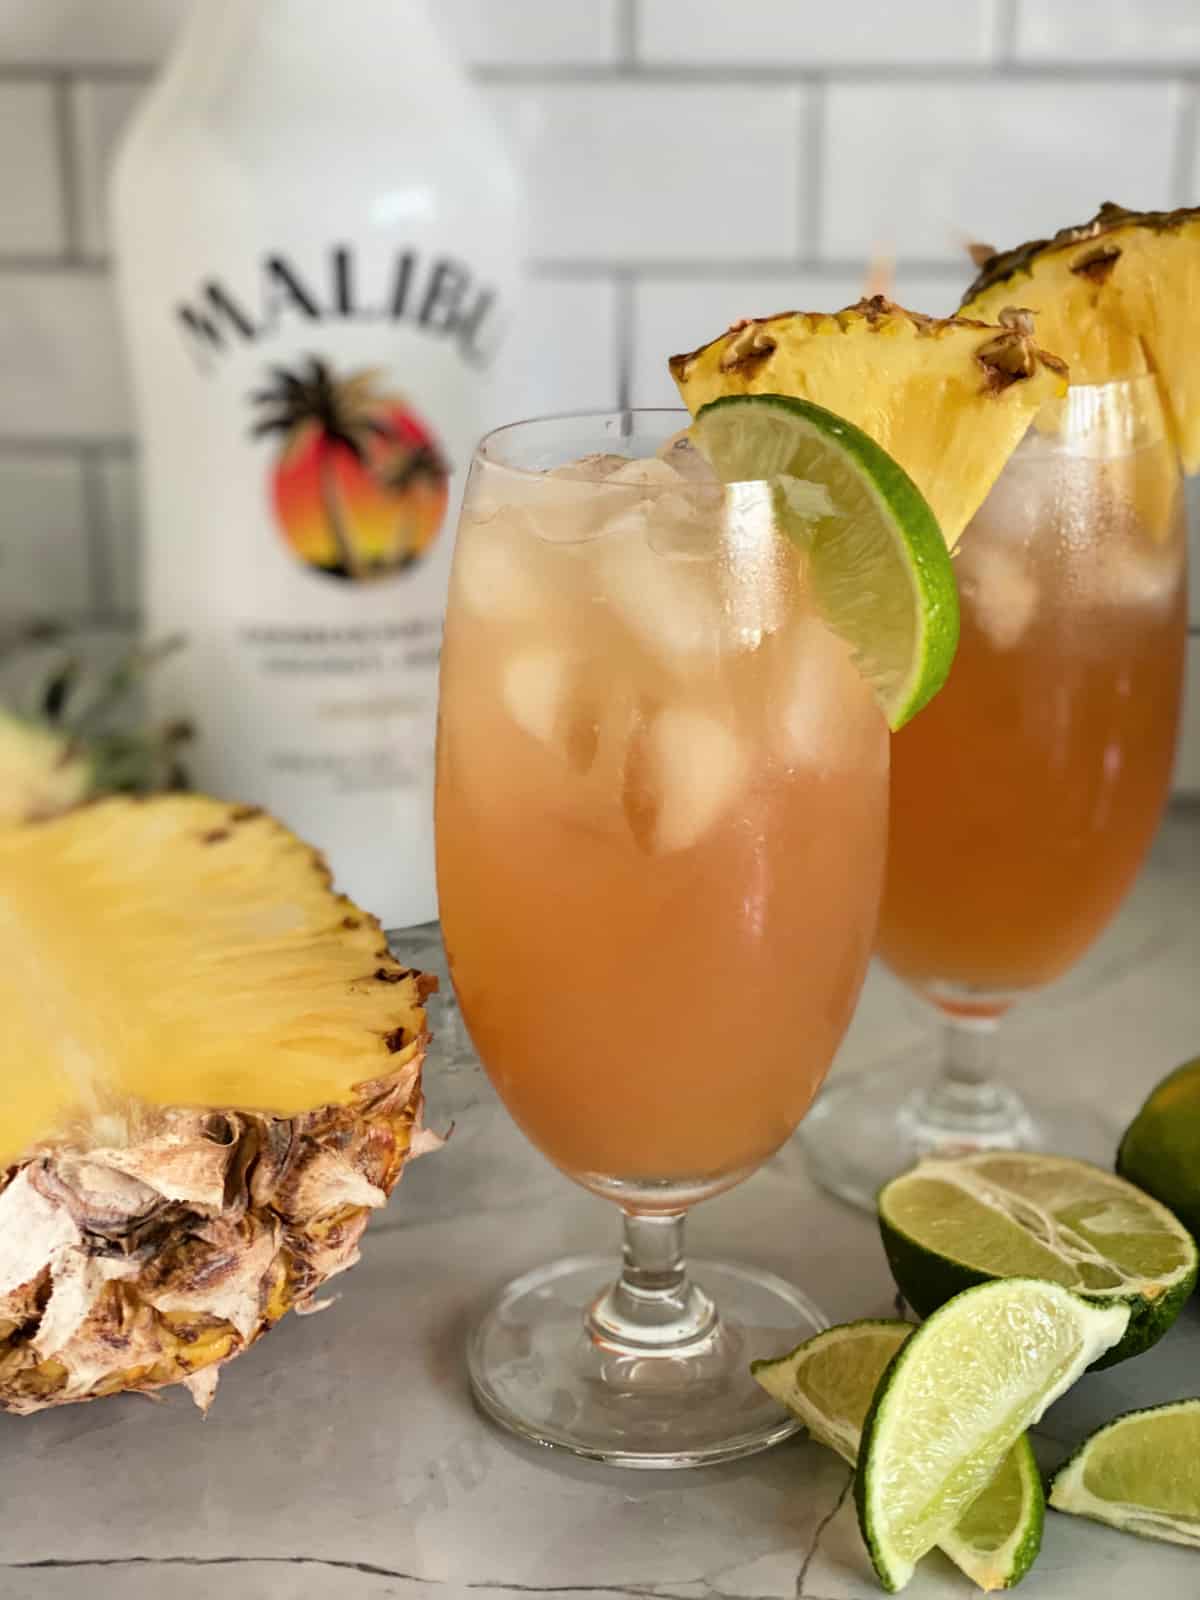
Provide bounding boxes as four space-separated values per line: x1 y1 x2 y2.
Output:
112 0 522 927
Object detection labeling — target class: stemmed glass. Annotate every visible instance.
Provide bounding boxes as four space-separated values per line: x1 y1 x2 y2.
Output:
800 376 1188 1209
436 411 889 1466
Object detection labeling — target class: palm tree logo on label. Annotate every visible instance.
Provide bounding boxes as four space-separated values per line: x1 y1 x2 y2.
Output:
251 356 449 582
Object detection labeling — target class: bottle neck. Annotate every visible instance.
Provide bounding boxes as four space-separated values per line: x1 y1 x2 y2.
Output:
165 0 460 104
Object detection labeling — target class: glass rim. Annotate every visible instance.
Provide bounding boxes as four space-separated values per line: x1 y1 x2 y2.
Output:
473 408 709 487
472 377 1168 487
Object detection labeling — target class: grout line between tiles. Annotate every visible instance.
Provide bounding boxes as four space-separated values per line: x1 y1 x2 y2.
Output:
1170 78 1199 206
78 445 113 615
50 73 83 264
476 63 1200 85
803 80 825 265
617 0 637 68
614 270 634 411
529 258 968 279
0 437 134 455
993 0 1019 64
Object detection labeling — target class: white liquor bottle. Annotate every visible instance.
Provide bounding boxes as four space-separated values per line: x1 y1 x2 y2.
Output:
112 0 523 927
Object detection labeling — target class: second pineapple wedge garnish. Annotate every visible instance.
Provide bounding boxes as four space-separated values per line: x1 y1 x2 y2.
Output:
670 296 1067 548
961 203 1200 469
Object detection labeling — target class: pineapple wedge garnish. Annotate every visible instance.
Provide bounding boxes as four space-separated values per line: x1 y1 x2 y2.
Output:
961 202 1200 471
669 296 1067 548
0 794 437 1414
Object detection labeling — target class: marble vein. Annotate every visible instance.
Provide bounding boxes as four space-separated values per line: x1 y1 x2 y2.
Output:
0 1558 791 1600
796 1469 853 1599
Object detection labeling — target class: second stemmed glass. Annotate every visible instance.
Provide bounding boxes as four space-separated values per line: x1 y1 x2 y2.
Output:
436 411 889 1466
800 376 1188 1209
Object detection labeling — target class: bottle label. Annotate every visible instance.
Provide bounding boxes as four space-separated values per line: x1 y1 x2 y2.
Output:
135 240 514 924
250 354 449 582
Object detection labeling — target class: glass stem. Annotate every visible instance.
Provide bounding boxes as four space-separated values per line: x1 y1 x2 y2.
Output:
586 1212 718 1352
914 1015 1031 1142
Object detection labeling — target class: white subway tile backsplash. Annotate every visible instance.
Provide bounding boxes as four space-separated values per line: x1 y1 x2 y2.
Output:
97 452 140 616
0 0 188 66
638 0 996 66
438 0 619 67
0 84 65 256
71 80 147 259
485 275 620 427
0 274 131 439
1015 1 1200 63
488 84 807 263
0 455 89 616
822 81 1179 264
631 270 965 407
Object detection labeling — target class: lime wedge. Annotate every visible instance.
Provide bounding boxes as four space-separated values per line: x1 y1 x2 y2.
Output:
1049 1399 1200 1548
856 1278 1129 1592
1117 1054 1200 1244
878 1152 1197 1367
691 393 958 729
753 1320 1044 1591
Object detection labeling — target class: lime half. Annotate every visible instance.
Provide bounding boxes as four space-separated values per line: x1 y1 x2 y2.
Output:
753 1320 1044 1591
691 393 959 729
856 1278 1129 1592
1117 1054 1200 1244
878 1152 1198 1367
1049 1399 1200 1548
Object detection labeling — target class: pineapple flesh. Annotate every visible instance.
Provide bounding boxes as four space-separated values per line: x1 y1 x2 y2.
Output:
961 203 1200 471
0 708 92 826
669 296 1068 548
0 794 437 1414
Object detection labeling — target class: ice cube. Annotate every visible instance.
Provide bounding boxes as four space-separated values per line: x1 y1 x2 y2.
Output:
624 706 747 854
472 457 635 545
962 542 1039 650
656 430 718 483
502 648 569 744
549 453 631 482
606 457 681 489
455 518 548 620
644 486 726 562
597 525 723 661
771 616 886 775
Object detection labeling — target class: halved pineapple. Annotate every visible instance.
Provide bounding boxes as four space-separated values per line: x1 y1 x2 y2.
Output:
961 203 1200 471
669 296 1067 548
0 794 437 1414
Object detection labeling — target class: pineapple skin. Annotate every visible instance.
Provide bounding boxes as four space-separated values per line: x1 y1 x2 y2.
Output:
0 797 439 1415
668 297 1068 548
961 203 1200 471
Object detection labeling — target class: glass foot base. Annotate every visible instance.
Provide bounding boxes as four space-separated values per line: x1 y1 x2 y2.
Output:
468 1255 825 1469
793 1058 1123 1213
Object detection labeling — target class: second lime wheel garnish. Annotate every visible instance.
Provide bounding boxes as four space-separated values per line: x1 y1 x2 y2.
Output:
691 393 959 729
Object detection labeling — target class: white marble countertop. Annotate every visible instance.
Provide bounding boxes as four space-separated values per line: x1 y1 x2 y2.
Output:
1 809 1197 1600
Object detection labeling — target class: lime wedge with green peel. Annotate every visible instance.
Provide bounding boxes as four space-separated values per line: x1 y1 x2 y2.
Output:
878 1152 1197 1368
753 1320 1044 1591
1049 1399 1200 1548
856 1279 1129 1593
1117 1054 1200 1244
691 394 959 730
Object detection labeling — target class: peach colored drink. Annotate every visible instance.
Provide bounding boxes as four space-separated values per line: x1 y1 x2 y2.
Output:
437 437 888 1207
879 392 1187 1010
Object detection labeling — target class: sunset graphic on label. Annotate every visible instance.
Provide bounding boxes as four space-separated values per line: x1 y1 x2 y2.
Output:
251 356 449 581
